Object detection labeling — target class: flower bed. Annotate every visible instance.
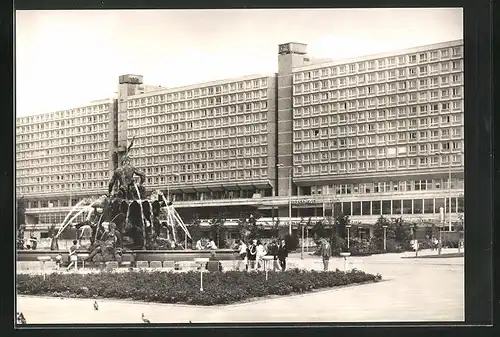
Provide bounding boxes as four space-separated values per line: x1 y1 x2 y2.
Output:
17 269 382 306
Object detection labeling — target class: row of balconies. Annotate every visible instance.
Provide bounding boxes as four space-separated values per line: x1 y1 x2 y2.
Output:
16 130 110 146
129 95 270 113
128 117 269 130
293 121 462 132
130 83 271 107
16 109 111 126
293 110 461 120
16 137 110 152
294 76 463 94
294 70 463 87
294 55 463 82
127 127 269 141
294 95 462 108
16 159 109 171
295 89 463 102
126 104 270 122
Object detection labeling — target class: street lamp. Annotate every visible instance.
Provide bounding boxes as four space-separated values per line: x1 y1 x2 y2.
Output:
277 163 302 235
346 224 352 249
438 206 444 255
382 225 388 251
301 222 304 260
432 145 453 232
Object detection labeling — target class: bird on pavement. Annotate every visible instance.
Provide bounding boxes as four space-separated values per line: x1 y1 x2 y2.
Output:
189 320 192 324
141 313 151 324
94 300 99 310
17 312 27 324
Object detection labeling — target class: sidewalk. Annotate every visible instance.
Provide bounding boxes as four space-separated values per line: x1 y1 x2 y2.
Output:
16 250 464 324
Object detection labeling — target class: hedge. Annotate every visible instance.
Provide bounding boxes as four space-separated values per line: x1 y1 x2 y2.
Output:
17 269 382 306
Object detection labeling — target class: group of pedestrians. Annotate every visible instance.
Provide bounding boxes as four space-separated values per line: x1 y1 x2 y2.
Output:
195 237 218 250
235 238 289 272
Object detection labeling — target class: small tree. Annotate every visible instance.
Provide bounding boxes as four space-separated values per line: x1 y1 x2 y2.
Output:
209 214 227 248
311 220 327 240
189 217 203 244
393 217 412 250
272 217 280 239
371 216 392 251
334 213 349 239
16 197 27 230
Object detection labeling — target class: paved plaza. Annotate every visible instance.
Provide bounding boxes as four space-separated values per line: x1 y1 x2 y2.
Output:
16 249 464 324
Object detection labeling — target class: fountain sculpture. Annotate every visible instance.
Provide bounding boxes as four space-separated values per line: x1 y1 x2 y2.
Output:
52 138 192 262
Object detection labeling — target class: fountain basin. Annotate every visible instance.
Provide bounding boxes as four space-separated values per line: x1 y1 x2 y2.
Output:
17 249 239 263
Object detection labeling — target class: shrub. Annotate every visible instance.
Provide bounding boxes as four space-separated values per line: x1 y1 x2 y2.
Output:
16 269 382 306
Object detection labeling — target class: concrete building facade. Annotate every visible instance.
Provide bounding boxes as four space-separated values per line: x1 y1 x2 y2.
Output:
16 39 464 237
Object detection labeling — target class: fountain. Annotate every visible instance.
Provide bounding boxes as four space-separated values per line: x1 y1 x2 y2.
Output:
50 138 192 263
16 138 238 265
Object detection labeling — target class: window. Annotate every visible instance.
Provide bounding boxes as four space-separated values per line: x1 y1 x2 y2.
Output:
452 74 461 84
452 46 462 57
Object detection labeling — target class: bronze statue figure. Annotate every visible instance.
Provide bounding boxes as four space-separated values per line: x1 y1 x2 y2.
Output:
108 137 146 200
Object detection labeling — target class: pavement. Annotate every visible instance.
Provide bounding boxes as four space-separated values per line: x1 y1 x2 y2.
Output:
16 249 464 324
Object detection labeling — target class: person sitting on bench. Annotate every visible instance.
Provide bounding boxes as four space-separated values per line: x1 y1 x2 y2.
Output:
205 251 223 272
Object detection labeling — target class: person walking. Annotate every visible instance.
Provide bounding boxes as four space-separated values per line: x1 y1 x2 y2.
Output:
66 240 79 272
320 239 331 271
277 239 288 271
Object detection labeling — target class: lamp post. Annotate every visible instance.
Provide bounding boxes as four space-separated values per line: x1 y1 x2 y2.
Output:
346 224 351 249
301 222 304 259
438 206 444 255
432 146 453 233
382 225 388 251
277 164 301 235
447 148 452 232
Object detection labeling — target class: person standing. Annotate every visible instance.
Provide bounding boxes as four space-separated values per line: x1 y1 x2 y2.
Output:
269 240 279 271
66 240 79 272
256 240 266 270
237 239 247 271
277 239 288 271
247 239 257 271
320 239 331 271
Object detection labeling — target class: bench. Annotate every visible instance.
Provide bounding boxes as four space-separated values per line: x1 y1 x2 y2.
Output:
105 261 119 269
136 261 149 269
120 261 132 268
149 261 162 269
37 256 52 279
162 261 175 269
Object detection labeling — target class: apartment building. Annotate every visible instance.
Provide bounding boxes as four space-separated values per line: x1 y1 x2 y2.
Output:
16 99 115 225
117 74 278 201
16 39 464 238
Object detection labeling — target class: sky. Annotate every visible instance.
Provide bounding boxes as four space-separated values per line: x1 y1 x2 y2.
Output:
15 8 463 117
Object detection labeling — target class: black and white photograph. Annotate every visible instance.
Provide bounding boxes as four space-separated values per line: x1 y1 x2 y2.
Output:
15 8 465 325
